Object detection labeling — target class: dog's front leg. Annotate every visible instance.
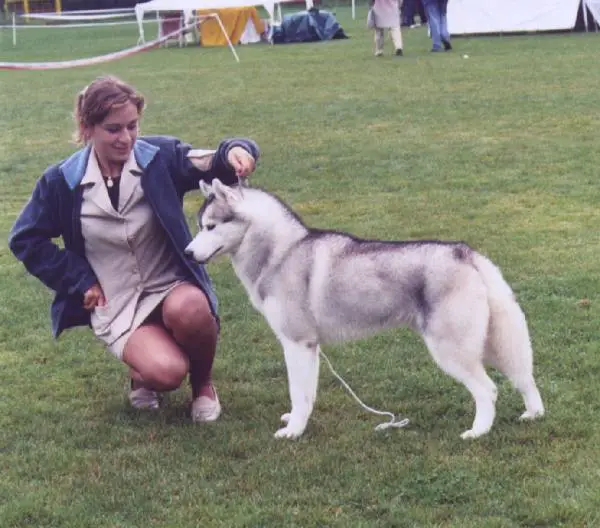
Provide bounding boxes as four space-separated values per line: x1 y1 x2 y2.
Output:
275 338 320 439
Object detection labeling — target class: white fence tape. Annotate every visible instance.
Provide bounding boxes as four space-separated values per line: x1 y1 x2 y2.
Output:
0 17 239 71
21 13 136 21
4 20 141 29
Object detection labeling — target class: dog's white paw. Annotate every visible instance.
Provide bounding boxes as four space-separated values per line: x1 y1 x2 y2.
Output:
519 409 544 421
274 423 305 439
460 428 485 440
280 413 291 424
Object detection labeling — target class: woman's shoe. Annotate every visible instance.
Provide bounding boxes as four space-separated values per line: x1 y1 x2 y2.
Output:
128 385 160 410
191 386 221 422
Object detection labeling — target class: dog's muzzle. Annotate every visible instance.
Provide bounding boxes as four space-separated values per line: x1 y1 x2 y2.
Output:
185 245 224 264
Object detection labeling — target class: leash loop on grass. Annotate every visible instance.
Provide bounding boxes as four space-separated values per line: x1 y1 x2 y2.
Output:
319 349 410 432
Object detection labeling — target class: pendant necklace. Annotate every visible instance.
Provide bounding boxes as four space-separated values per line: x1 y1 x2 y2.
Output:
106 176 114 188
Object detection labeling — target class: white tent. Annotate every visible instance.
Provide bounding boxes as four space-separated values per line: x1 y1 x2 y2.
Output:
448 0 600 35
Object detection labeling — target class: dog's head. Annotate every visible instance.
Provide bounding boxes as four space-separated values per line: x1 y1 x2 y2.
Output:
185 179 248 264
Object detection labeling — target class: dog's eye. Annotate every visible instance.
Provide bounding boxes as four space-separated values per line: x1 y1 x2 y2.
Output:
204 224 216 231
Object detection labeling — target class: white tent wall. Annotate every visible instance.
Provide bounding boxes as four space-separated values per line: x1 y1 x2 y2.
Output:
447 0 597 35
585 0 600 26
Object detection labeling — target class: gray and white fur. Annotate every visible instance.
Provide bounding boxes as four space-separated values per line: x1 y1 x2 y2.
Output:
185 179 545 440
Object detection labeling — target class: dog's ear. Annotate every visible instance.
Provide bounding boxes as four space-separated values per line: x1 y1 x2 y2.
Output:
212 178 242 202
199 180 213 198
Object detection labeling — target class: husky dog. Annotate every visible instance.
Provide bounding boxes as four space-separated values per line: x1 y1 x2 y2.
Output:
185 179 545 440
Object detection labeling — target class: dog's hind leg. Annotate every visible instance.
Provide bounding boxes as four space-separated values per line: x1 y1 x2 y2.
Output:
275 337 320 439
485 301 545 422
426 335 498 439
423 293 498 439
474 253 544 422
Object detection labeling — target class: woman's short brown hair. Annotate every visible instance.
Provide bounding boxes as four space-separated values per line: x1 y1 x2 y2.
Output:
73 75 145 144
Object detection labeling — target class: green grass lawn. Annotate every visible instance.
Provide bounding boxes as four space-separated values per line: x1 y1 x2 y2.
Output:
1 7 600 527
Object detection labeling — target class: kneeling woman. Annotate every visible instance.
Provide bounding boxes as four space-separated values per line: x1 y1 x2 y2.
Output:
9 75 259 422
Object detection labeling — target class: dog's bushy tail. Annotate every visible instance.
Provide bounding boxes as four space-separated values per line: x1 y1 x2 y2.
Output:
471 253 515 306
472 253 544 418
472 252 530 366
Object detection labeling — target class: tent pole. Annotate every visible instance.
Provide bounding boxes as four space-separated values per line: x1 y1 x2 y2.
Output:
12 12 17 47
212 13 240 62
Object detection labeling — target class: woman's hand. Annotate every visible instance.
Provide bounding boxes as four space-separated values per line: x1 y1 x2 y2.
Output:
83 284 106 311
227 146 256 179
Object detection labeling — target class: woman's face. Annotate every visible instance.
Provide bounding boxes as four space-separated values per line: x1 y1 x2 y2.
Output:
86 101 140 169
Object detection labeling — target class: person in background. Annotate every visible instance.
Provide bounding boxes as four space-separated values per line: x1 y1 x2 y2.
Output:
401 0 427 28
371 0 404 57
9 75 259 423
422 0 452 52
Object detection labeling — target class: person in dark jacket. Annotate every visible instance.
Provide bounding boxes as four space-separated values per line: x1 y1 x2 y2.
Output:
401 0 428 27
8 75 259 422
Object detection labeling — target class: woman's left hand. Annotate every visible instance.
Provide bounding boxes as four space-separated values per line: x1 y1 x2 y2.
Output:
227 146 256 179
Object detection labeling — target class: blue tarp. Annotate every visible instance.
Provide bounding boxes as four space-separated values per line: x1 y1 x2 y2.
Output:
271 8 348 44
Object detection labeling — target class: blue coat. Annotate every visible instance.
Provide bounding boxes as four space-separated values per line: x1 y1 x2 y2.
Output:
8 135 260 338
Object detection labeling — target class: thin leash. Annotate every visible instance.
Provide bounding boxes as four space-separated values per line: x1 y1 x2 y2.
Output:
319 349 410 432
237 173 246 196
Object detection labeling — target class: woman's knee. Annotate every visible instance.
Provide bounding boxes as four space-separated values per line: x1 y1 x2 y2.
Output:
149 354 189 390
123 325 190 391
127 361 188 392
163 285 218 338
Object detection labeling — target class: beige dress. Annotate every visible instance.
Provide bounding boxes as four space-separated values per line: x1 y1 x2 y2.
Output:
372 0 401 28
80 150 189 360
